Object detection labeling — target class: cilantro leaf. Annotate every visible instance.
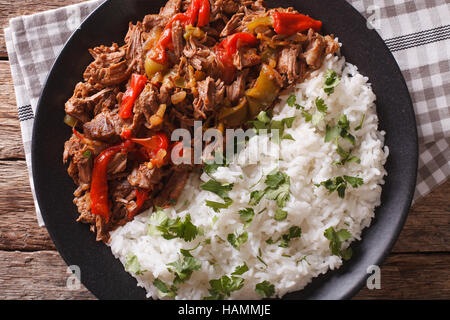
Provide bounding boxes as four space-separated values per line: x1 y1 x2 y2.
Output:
204 151 229 175
227 231 248 250
205 199 233 213
249 190 265 206
239 208 255 225
125 253 145 275
278 226 302 248
255 281 275 298
315 97 328 114
249 171 291 208
167 253 202 284
343 175 364 188
200 179 234 200
324 227 353 260
205 276 245 300
324 69 340 95
232 263 249 276
355 114 365 131
316 175 362 199
149 212 200 242
302 110 313 122
282 133 295 141
274 208 288 221
287 94 296 107
153 278 177 298
282 116 296 128
264 171 286 188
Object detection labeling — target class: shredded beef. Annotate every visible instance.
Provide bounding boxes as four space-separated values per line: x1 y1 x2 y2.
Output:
62 0 340 242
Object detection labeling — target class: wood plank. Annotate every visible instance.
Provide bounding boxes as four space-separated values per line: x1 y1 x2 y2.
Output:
393 180 450 253
0 61 25 159
0 250 94 299
0 0 87 58
354 253 450 299
0 160 54 250
0 250 448 299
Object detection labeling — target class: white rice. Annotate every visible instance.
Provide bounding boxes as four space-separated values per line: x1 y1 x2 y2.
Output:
109 53 389 300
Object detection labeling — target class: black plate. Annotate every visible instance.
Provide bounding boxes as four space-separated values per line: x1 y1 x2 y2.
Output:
32 0 418 300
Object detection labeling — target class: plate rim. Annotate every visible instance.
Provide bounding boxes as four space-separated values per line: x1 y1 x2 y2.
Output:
31 0 418 300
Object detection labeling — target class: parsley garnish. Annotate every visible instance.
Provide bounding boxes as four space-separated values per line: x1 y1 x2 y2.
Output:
324 69 340 95
316 175 363 198
324 227 353 260
255 281 275 298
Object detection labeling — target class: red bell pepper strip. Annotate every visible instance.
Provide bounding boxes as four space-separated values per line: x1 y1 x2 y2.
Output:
127 188 149 220
215 32 258 83
272 12 322 35
148 13 189 65
149 0 210 65
131 132 169 158
118 74 148 119
186 0 210 27
120 129 133 140
90 140 134 222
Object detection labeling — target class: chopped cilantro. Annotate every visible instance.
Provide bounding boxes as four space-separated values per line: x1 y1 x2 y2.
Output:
204 276 245 300
232 263 249 276
355 114 366 131
200 179 233 200
324 227 353 260
315 97 328 114
249 171 290 208
82 150 92 159
148 211 200 242
278 226 302 248
205 199 233 213
287 94 296 107
274 208 288 221
316 175 363 198
227 231 248 250
266 226 302 248
239 208 255 228
125 253 145 275
324 69 340 95
201 179 234 212
255 281 275 298
153 278 177 298
167 251 202 284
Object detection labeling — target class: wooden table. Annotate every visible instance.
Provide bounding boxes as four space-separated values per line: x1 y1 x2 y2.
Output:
0 0 449 300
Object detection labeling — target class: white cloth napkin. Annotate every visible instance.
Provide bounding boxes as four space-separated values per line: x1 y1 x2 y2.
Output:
4 0 449 226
